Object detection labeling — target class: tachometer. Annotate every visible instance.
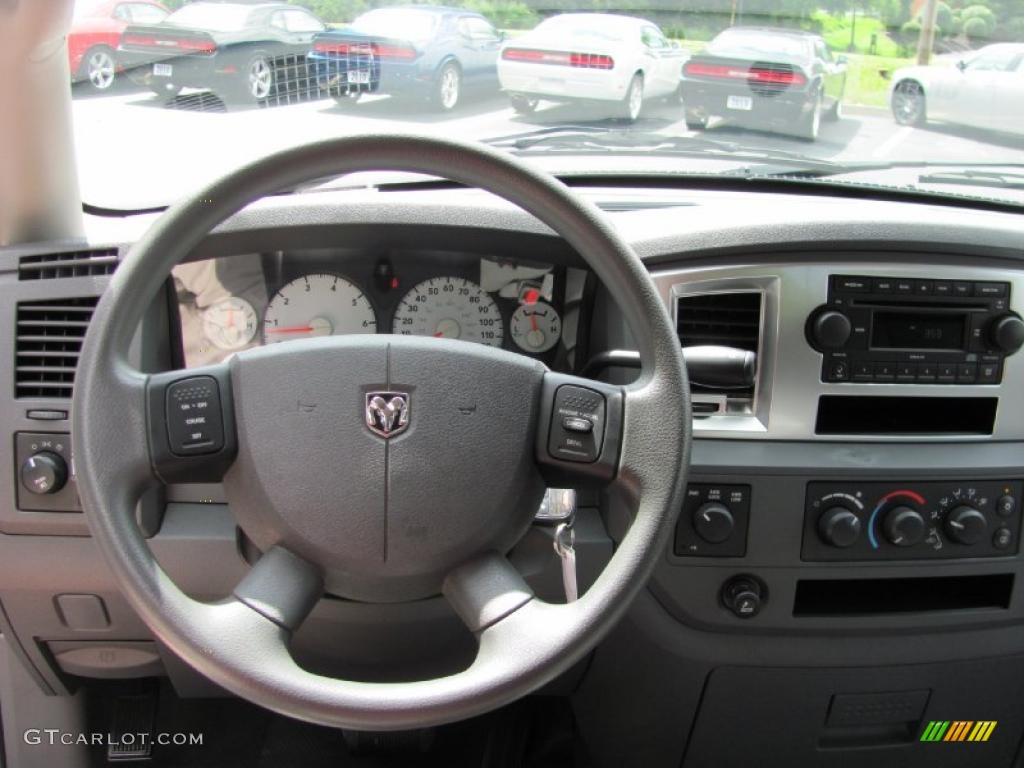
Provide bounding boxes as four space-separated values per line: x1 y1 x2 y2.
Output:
510 301 561 354
203 297 258 351
392 277 503 347
263 273 376 344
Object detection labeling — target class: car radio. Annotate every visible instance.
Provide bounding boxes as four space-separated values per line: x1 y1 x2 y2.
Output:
808 274 1024 384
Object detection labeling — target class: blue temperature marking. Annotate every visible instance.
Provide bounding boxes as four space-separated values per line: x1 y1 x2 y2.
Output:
867 503 884 549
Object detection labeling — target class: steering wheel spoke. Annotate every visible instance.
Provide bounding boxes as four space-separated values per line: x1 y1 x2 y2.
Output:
443 551 534 634
145 362 238 483
534 372 624 488
233 546 324 631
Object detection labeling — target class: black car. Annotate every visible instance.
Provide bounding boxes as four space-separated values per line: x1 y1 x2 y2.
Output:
119 2 325 105
680 27 847 141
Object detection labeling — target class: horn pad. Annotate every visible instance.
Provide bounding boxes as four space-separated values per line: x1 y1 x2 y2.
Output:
223 335 547 602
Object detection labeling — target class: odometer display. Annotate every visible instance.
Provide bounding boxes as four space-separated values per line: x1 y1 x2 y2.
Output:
392 277 504 347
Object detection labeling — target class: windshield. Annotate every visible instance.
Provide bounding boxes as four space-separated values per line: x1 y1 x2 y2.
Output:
70 0 1024 210
163 3 253 32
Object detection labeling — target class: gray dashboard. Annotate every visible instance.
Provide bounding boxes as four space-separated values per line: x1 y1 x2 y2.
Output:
1 184 1024 766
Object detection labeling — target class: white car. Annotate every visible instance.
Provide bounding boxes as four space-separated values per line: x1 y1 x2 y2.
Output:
890 43 1024 135
498 13 689 122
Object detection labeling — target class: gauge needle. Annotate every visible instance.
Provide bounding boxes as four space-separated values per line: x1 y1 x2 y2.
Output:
267 325 315 334
530 313 539 332
433 332 444 337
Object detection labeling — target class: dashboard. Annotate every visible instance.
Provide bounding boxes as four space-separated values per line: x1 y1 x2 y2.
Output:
172 250 589 371
3 185 1024 768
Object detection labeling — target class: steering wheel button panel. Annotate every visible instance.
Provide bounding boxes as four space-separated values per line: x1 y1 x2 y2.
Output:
165 376 225 456
548 385 605 463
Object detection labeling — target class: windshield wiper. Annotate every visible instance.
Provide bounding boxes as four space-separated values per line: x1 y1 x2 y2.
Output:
916 169 1024 191
484 126 842 172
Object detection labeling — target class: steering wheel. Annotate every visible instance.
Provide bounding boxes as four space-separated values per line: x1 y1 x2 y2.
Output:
73 134 690 730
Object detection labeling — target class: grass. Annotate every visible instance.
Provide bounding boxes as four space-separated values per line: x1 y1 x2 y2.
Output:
814 10 904 57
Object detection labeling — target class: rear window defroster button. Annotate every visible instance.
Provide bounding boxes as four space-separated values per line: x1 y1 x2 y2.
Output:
548 385 605 463
165 376 225 456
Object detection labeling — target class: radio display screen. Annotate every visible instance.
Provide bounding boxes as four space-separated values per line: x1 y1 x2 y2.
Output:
871 312 967 351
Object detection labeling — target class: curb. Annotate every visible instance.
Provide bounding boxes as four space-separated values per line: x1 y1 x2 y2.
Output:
843 104 889 118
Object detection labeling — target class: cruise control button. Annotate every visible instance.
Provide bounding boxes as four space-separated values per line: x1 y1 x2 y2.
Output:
165 377 224 456
561 416 593 434
548 385 605 463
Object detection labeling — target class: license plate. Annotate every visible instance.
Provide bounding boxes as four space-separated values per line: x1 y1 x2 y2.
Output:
347 70 370 84
727 94 753 111
153 63 173 77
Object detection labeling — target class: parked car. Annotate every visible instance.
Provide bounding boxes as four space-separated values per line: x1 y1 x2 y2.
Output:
890 44 1024 136
497 13 689 122
309 6 502 112
118 2 325 104
680 26 847 141
69 0 169 92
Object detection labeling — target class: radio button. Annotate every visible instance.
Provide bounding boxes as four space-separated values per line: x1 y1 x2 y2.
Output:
975 282 1008 298
953 281 972 297
957 363 978 383
873 278 895 293
853 362 873 381
937 364 957 382
895 280 914 294
915 280 934 295
917 364 937 382
978 363 1001 384
934 281 953 296
836 276 870 292
873 363 896 381
896 363 916 381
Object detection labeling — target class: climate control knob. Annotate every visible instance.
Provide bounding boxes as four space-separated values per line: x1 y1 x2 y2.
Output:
882 506 926 547
945 505 987 545
810 310 852 350
20 451 68 495
818 506 861 548
693 502 735 544
989 314 1024 355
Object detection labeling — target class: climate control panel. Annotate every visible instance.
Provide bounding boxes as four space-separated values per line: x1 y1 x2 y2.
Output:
802 480 1020 561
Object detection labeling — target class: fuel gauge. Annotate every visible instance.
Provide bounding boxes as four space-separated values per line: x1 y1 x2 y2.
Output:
510 301 561 354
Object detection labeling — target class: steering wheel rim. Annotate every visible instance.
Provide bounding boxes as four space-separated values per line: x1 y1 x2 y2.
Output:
72 133 690 730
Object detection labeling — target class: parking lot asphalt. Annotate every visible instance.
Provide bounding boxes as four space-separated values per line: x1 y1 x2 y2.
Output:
72 84 1024 210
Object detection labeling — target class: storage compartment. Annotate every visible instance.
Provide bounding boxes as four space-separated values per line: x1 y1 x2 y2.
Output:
683 659 1024 767
815 395 997 435
793 574 1013 617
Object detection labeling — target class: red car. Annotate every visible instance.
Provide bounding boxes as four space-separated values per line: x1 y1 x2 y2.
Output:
70 0 169 92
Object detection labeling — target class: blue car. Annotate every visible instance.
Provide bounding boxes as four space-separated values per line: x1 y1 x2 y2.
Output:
309 6 503 111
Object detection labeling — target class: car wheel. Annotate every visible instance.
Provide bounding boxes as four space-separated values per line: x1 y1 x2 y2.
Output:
685 109 707 131
434 62 462 112
231 54 274 105
509 94 538 115
620 73 644 123
81 46 117 92
892 80 926 127
797 88 822 141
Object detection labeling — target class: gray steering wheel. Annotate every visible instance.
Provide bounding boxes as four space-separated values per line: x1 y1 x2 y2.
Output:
72 134 690 730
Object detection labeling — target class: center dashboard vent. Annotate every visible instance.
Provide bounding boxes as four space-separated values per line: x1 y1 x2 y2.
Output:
15 297 99 399
18 249 118 280
676 291 762 352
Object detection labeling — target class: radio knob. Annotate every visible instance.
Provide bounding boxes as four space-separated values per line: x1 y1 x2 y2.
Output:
818 506 861 548
20 451 68 495
811 310 852 350
882 506 926 547
945 505 987 545
989 314 1024 355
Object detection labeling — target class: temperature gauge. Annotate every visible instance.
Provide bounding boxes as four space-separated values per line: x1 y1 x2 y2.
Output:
510 301 561 354
202 297 258 351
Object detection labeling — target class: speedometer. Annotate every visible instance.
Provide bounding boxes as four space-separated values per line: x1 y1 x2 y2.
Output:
392 277 504 347
263 273 376 344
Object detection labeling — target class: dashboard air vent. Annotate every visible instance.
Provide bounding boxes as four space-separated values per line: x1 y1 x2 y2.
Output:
18 249 118 280
676 292 762 352
15 297 99 399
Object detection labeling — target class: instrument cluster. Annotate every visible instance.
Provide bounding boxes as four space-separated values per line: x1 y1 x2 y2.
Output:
172 250 585 371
